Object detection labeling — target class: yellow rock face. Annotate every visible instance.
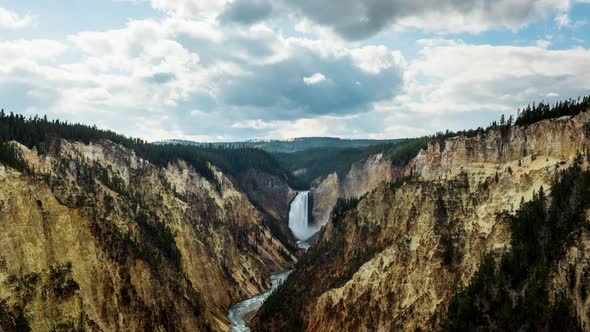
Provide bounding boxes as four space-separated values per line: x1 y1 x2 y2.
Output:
0 139 297 331
311 153 396 227
256 111 590 332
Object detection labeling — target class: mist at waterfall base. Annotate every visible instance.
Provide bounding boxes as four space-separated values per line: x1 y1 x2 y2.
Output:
288 191 318 248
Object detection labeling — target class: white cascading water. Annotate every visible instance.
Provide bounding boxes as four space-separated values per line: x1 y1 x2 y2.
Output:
288 191 316 241
227 192 315 331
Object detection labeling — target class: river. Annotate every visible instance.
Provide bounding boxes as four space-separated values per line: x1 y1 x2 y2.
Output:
228 191 315 331
228 270 292 332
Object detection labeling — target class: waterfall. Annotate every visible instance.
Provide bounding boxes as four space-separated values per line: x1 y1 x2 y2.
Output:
288 191 316 241
227 192 314 330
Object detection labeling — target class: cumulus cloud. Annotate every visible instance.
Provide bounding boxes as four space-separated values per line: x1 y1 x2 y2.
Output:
291 0 575 39
150 0 229 17
0 14 405 140
0 39 66 61
0 7 36 29
149 0 574 40
218 0 273 25
2 1 589 141
64 21 203 113
231 115 352 139
303 73 326 85
0 18 209 140
216 39 404 118
378 39 590 122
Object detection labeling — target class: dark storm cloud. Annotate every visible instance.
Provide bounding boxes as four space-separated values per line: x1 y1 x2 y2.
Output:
218 0 273 25
171 25 404 121
217 46 403 119
215 0 563 40
283 0 560 40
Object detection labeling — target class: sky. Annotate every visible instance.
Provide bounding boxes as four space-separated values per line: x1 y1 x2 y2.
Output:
0 0 589 142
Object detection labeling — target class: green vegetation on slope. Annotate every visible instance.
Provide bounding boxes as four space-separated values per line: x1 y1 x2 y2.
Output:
443 155 590 331
158 137 403 153
256 96 590 331
432 95 590 144
0 140 28 173
272 147 368 186
272 137 429 187
274 93 590 187
369 136 430 166
0 110 300 188
514 96 590 127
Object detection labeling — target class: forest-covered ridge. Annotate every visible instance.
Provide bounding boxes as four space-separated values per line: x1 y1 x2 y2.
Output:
274 95 590 186
156 137 404 153
1 94 588 189
0 110 301 188
271 137 430 187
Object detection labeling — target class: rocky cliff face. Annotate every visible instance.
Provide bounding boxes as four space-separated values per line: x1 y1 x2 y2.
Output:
240 169 297 224
254 111 590 331
238 169 299 250
0 139 297 331
310 153 396 227
407 112 590 180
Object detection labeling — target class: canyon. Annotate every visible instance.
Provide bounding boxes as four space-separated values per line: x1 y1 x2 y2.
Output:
254 110 590 331
0 139 298 331
1 107 590 331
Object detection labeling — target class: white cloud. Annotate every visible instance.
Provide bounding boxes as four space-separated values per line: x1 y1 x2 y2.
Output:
303 73 326 85
0 39 66 61
232 119 278 129
350 46 405 74
389 0 569 35
0 7 36 29
280 0 572 39
554 12 587 29
0 19 210 141
555 13 571 27
536 39 551 49
379 39 590 118
149 0 575 39
150 0 229 18
62 18 207 114
0 14 403 140
232 116 350 139
2 1 589 142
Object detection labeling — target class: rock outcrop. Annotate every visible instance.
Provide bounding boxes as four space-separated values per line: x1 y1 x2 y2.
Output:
407 112 590 180
238 169 299 250
240 169 297 224
310 153 396 227
0 139 297 331
254 111 590 331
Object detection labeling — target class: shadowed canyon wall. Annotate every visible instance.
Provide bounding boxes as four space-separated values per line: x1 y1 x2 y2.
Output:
0 139 297 331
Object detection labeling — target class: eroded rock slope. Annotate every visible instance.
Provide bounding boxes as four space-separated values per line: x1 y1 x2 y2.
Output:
0 139 297 331
255 111 590 331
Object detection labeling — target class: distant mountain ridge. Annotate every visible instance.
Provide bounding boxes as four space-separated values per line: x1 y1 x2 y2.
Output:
155 137 404 153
